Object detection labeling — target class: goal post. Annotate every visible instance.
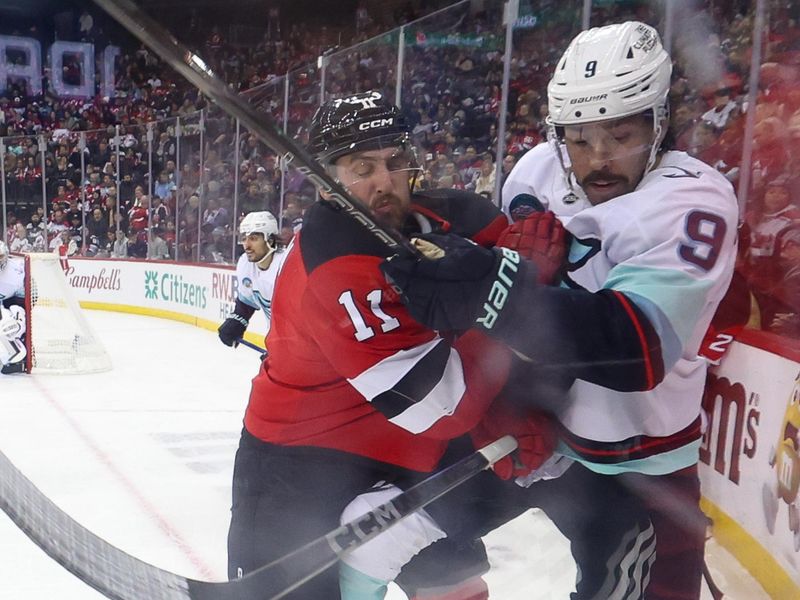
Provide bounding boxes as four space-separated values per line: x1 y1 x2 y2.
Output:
21 253 112 374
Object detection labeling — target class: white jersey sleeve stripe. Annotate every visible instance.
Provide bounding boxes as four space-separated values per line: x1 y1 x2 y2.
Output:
348 337 442 401
347 337 468 434
387 346 466 434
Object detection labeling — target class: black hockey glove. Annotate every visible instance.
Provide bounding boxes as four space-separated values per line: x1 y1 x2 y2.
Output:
218 313 249 347
381 233 530 333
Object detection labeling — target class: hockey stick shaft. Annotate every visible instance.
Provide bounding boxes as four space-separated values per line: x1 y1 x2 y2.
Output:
235 338 266 356
0 437 516 600
703 561 724 600
192 435 517 600
92 0 415 258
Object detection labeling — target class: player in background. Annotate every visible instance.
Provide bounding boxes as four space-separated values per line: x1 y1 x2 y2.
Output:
226 91 555 599
0 241 27 375
383 22 739 599
217 211 286 351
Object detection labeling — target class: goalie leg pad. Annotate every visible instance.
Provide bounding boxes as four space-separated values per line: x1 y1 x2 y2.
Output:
0 305 25 340
0 336 26 370
339 484 445 583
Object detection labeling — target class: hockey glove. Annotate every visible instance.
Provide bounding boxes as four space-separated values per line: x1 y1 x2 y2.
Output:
218 313 249 347
470 398 556 480
381 233 530 333
496 211 568 285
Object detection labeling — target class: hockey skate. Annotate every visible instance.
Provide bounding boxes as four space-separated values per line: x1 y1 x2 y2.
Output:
0 337 27 376
1 361 25 375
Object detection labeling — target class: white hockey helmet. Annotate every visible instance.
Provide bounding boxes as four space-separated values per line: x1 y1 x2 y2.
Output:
547 21 671 127
0 240 8 270
238 211 279 244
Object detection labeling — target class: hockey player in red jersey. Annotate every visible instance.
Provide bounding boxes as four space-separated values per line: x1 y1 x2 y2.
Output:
226 91 556 599
383 22 739 600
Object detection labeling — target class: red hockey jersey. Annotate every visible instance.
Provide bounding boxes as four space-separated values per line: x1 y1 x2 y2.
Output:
244 190 510 472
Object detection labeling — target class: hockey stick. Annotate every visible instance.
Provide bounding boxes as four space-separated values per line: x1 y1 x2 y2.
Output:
235 338 266 355
703 561 725 600
0 437 516 600
92 0 417 259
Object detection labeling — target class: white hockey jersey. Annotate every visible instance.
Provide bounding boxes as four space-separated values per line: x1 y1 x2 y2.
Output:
503 143 739 474
0 257 25 306
235 249 288 324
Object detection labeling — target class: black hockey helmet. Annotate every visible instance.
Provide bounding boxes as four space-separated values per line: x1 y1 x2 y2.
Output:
308 91 411 164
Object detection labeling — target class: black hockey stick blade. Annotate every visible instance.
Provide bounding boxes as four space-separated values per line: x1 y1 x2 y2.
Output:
0 437 516 599
91 0 416 258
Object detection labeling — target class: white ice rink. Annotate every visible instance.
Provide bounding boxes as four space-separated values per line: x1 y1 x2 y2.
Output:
0 310 770 598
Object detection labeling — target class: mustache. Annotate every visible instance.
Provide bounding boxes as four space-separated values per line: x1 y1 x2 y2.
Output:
371 193 402 208
581 170 627 186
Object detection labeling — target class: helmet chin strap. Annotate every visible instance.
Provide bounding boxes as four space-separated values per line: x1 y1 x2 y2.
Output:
644 105 668 176
547 124 589 204
255 240 277 270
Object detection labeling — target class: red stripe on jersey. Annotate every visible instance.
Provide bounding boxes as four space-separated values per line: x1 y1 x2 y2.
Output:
471 213 509 248
611 290 655 390
561 418 702 461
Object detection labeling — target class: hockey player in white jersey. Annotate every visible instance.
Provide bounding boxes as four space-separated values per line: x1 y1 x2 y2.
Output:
217 211 286 349
382 21 739 600
0 241 27 374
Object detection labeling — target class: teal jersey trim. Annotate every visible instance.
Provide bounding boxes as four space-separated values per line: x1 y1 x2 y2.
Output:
603 264 713 346
237 293 260 310
557 438 701 475
622 291 683 371
340 563 389 600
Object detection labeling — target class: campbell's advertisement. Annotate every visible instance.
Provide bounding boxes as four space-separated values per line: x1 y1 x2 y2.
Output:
64 258 269 339
700 342 800 588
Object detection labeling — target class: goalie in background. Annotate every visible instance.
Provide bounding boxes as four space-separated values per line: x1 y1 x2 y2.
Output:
0 241 27 375
217 211 286 352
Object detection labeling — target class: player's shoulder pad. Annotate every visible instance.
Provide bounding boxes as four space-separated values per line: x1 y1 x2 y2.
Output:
300 200 394 275
413 188 505 241
501 142 558 213
639 152 738 218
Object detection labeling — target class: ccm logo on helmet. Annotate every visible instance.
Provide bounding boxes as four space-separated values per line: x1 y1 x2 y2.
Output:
569 93 608 105
358 118 394 131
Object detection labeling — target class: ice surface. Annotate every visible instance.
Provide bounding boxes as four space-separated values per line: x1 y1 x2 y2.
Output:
0 311 768 599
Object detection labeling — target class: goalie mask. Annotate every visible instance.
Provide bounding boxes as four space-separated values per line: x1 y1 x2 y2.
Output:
547 21 672 194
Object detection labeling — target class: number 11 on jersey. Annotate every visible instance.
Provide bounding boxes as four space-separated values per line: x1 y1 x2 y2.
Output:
338 289 401 341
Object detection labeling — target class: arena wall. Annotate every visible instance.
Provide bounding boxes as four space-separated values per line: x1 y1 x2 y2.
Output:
64 257 269 350
65 257 800 597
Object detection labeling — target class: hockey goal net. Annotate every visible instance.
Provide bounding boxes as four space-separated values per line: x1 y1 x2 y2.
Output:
22 253 112 374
